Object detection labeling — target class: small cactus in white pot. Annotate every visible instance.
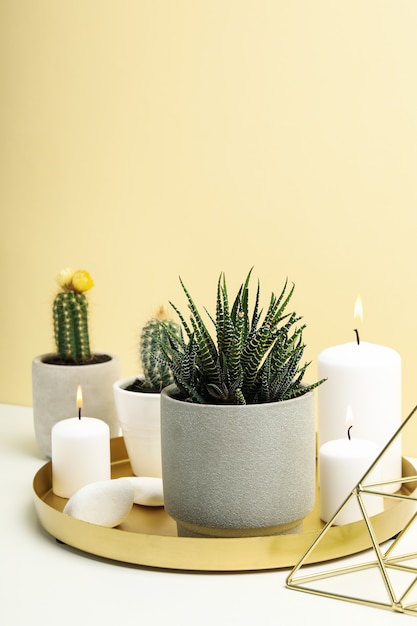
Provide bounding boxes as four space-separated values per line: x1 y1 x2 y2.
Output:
113 306 180 477
32 269 120 457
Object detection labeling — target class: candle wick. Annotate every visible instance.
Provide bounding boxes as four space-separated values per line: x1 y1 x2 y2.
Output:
347 425 352 440
78 408 81 420
354 328 360 345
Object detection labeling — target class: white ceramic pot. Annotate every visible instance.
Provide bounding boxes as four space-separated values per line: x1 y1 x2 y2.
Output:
113 376 162 477
32 353 121 458
161 384 316 538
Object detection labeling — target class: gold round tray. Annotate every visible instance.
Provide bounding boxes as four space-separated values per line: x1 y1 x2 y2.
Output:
33 437 417 571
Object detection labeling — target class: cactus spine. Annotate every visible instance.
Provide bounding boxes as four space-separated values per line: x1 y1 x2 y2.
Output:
140 306 179 391
53 269 94 363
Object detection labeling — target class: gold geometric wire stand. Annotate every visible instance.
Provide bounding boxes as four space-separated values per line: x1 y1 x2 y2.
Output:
286 404 417 616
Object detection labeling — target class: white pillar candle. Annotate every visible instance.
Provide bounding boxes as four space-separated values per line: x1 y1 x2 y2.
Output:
319 435 384 525
318 341 401 489
52 417 110 498
317 297 401 490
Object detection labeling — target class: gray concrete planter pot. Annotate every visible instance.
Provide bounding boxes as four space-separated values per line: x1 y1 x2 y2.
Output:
32 353 121 458
160 384 316 538
113 375 162 477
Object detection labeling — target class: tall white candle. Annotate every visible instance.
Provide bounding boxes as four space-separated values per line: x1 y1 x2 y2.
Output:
51 386 110 498
317 297 401 490
319 428 384 525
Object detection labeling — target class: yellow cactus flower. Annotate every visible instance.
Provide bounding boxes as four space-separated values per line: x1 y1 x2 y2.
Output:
155 305 171 320
57 268 75 290
72 269 94 292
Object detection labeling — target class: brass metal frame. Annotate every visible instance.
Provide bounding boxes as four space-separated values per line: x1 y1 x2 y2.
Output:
287 404 417 616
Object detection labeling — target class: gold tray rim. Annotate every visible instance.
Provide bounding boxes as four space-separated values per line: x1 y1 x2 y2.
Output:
33 437 417 572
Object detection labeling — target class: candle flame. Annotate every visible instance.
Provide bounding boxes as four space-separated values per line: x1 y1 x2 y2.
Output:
76 385 83 410
353 295 363 324
346 405 353 429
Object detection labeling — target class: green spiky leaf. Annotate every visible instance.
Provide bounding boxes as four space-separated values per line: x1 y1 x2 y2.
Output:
161 271 325 405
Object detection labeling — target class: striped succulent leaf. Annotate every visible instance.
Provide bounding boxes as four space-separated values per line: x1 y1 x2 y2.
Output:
160 271 325 405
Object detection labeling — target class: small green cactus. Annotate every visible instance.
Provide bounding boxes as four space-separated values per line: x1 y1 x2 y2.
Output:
53 268 94 363
139 306 180 391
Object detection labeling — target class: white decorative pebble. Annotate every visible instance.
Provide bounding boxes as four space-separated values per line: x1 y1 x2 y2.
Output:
121 476 164 506
63 479 134 527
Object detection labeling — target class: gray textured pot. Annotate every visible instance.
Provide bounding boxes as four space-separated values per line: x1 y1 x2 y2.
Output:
160 385 316 538
32 353 121 458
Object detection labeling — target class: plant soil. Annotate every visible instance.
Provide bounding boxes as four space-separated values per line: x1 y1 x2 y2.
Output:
42 354 112 366
124 378 159 394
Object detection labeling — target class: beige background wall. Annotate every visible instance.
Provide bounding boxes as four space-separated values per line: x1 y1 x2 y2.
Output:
2 2 417 450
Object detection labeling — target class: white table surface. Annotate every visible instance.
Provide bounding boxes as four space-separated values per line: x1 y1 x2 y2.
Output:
2 403 417 626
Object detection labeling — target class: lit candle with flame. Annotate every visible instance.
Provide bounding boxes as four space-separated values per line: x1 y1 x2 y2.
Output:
51 386 111 498
76 384 82 419
353 295 363 345
319 406 384 525
317 296 401 492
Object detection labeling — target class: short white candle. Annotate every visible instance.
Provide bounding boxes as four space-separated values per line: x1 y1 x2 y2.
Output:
51 386 110 498
317 296 401 490
319 427 384 525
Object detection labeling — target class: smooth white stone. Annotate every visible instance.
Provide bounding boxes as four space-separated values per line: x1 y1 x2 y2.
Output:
63 479 134 527
121 476 164 506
